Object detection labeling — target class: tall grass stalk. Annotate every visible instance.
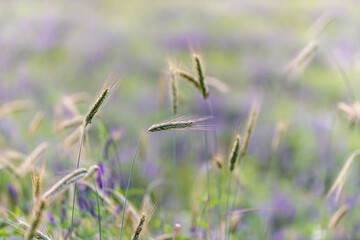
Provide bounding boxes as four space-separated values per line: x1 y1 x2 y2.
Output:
120 134 145 240
172 131 177 229
93 178 102 240
204 130 211 239
224 175 232 240
69 124 86 239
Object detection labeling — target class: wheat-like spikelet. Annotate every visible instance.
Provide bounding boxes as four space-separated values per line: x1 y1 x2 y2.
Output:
327 150 360 202
62 96 80 116
229 135 241 172
206 76 229 93
328 204 348 230
0 100 32 116
285 40 318 82
19 142 49 176
28 111 45 136
18 220 51 240
3 149 26 161
239 102 260 159
337 102 360 127
82 165 99 180
56 115 84 132
170 67 178 115
131 214 146 240
147 116 211 132
193 53 209 99
175 68 200 89
271 120 288 154
42 168 87 201
32 165 44 206
63 126 83 148
85 79 119 127
0 157 21 178
25 199 47 240
308 11 333 38
68 92 91 104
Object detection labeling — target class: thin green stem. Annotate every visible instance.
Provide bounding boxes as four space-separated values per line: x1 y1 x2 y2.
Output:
173 131 177 229
93 178 102 240
204 130 211 239
69 124 86 240
120 134 144 240
224 175 232 240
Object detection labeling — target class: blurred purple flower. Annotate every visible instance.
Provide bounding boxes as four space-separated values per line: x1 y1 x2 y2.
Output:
7 184 18 204
47 212 57 226
272 195 296 221
60 197 67 224
273 230 285 240
96 162 106 190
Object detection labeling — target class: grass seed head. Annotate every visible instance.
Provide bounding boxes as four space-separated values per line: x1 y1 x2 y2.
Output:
85 78 119 127
239 101 260 159
42 168 87 201
175 68 200 89
131 214 146 240
193 53 209 99
229 135 241 172
147 116 212 132
328 204 349 230
170 66 178 115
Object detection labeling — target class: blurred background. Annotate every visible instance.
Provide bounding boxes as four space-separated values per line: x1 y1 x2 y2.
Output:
1 0 360 239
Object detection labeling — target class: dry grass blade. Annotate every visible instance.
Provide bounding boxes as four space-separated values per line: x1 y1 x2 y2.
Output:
0 157 21 178
62 96 80 116
285 40 318 82
19 142 49 176
206 76 229 93
56 116 84 132
42 168 87 201
328 204 348 230
3 149 26 161
68 92 91 104
271 120 288 154
239 101 260 159
18 219 51 240
63 126 83 148
327 150 360 202
25 200 47 240
308 11 333 38
0 100 32 116
28 111 45 135
337 102 360 127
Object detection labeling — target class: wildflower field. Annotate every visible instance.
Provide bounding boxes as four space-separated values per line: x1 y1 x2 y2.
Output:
1 0 360 239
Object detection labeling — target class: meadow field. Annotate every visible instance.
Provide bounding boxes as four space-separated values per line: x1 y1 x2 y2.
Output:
0 0 360 239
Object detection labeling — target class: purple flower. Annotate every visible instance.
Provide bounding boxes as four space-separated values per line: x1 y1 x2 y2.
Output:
7 184 18 204
96 162 106 190
60 198 67 224
47 212 57 226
